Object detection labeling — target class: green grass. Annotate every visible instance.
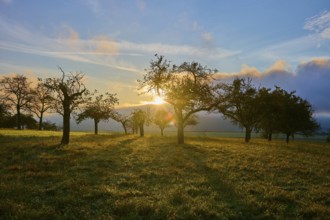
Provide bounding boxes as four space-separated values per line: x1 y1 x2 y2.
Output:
0 130 329 219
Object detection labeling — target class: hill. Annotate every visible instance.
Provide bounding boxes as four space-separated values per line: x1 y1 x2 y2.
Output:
0 130 329 219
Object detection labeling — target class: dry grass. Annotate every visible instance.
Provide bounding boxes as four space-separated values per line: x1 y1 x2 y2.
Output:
0 130 329 219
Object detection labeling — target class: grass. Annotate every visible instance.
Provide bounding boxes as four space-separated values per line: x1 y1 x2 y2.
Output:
0 130 329 219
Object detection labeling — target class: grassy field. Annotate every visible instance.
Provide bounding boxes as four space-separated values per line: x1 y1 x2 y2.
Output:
0 130 329 219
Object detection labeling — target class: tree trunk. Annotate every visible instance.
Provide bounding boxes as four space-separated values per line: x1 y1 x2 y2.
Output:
16 105 21 130
286 133 290 143
268 132 272 141
176 109 185 144
177 123 184 144
139 123 144 137
94 119 99 135
61 104 70 145
121 122 127 135
245 127 251 143
160 127 164 136
39 114 43 130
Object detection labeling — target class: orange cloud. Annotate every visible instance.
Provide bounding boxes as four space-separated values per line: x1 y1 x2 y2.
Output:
264 60 291 75
214 60 295 80
299 57 330 67
92 36 118 55
214 64 261 79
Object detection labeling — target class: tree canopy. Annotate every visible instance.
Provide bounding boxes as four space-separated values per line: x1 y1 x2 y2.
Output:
218 78 261 143
139 54 220 144
76 90 118 134
45 67 86 145
0 74 33 129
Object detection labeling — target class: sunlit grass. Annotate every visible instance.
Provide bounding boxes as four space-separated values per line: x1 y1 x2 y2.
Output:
0 130 329 219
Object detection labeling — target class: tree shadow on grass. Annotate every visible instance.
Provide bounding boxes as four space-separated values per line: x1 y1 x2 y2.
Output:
181 143 265 219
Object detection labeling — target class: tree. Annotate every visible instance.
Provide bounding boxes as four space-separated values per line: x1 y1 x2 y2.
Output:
218 78 261 143
4 113 37 129
0 102 12 128
256 87 283 141
28 78 54 130
112 112 130 135
153 109 173 136
139 55 219 144
131 109 150 137
76 90 118 134
45 67 86 145
275 88 319 143
326 129 330 143
0 74 33 130
42 120 59 131
183 114 199 128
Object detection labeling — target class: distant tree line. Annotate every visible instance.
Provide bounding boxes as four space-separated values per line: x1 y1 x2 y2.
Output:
0 55 320 145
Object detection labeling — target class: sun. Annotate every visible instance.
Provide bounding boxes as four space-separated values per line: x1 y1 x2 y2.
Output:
153 96 166 105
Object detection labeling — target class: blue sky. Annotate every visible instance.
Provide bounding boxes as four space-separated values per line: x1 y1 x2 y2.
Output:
0 0 330 116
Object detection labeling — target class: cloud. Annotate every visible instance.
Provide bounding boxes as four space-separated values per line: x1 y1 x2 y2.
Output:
91 36 118 54
201 32 213 44
264 60 291 75
304 10 330 41
120 40 240 60
304 10 330 33
215 58 330 114
0 18 143 73
0 17 239 75
320 28 330 39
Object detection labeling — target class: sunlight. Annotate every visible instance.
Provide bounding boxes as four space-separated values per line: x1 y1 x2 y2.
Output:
153 96 166 105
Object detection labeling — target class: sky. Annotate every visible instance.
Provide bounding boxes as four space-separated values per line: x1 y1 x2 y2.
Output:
0 0 330 121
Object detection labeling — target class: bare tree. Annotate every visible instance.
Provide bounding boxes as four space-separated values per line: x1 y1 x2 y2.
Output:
45 67 86 145
28 78 54 130
0 74 33 130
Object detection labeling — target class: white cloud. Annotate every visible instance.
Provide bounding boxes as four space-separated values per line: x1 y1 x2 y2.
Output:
0 17 239 75
304 10 330 41
120 40 240 60
201 32 213 44
321 28 330 39
304 10 330 32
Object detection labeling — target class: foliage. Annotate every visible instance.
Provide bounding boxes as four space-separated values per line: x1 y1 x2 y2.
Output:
0 103 12 128
0 130 329 219
271 87 319 143
111 111 131 134
327 129 330 143
131 109 151 137
76 90 118 134
256 87 282 141
28 78 54 130
42 120 60 131
139 54 220 144
153 108 173 136
2 113 38 129
0 74 33 129
218 78 261 142
44 67 86 145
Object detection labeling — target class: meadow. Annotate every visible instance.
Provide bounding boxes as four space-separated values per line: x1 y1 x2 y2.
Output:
0 130 329 219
